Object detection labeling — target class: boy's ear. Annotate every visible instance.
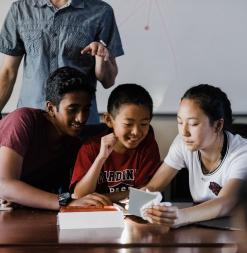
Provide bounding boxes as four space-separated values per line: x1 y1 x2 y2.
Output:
103 112 113 128
46 101 56 117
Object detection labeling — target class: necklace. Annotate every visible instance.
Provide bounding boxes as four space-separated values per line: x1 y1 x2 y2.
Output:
199 151 222 174
199 132 227 175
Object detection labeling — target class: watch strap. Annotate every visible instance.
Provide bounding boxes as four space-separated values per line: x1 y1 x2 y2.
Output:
58 192 72 207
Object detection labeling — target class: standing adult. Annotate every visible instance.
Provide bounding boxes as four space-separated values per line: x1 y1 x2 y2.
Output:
0 0 124 123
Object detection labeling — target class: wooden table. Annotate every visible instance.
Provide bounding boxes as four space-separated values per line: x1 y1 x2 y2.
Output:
0 209 239 253
0 246 238 253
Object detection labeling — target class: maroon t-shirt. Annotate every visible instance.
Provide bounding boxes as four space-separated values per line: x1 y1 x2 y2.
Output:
0 108 81 193
70 127 161 193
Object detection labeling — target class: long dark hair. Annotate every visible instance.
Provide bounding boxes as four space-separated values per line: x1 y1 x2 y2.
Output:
182 84 232 131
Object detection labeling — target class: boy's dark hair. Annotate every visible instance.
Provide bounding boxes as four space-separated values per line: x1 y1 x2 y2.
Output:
107 83 153 118
182 84 233 131
46 66 95 107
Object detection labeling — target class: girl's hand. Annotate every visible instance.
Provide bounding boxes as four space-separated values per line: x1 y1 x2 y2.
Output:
98 133 117 159
144 205 187 228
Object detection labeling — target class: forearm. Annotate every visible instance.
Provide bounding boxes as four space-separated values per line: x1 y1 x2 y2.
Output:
145 178 167 192
95 56 118 88
179 196 237 226
0 178 59 210
0 71 16 111
145 164 178 192
178 179 240 226
74 156 106 198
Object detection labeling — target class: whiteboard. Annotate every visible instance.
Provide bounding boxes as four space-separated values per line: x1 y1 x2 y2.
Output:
1 0 247 114
98 0 247 114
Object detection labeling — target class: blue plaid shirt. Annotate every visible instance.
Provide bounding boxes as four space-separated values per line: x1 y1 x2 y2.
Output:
0 0 124 123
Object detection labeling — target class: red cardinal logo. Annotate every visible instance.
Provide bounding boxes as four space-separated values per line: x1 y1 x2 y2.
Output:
209 182 222 196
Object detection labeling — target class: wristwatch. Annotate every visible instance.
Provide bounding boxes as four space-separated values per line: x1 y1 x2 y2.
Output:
58 192 72 207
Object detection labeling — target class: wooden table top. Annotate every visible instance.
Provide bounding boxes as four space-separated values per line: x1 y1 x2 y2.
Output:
0 209 238 248
0 246 238 253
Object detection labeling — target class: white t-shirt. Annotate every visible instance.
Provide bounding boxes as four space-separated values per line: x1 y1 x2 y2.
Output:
164 131 247 203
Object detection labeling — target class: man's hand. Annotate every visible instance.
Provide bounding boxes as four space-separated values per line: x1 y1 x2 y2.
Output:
69 192 112 207
81 41 109 61
81 41 117 88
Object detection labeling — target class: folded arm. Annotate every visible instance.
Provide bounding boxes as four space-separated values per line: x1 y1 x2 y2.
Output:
0 147 112 210
73 133 117 198
0 146 60 210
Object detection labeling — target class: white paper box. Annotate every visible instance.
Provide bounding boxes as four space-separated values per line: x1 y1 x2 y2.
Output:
57 206 124 229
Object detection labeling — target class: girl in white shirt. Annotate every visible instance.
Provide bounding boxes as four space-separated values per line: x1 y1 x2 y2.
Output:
145 84 247 228
236 178 247 253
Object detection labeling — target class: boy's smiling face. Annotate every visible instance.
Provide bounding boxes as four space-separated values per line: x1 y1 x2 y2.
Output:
107 103 151 153
47 91 91 137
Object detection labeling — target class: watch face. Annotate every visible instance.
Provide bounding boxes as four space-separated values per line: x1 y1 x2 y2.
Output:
59 192 71 206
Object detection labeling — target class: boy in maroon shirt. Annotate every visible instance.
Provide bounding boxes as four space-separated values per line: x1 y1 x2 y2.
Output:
71 84 161 202
0 67 111 210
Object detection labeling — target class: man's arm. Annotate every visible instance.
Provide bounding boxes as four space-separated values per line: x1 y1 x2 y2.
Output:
81 42 118 88
0 55 22 111
0 147 111 210
95 56 118 88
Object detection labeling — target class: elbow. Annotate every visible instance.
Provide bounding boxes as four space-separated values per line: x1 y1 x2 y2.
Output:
101 65 118 89
73 188 81 199
73 186 87 199
101 75 116 89
217 196 237 217
0 179 11 201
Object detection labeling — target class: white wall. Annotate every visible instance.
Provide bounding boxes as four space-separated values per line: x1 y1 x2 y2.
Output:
99 0 247 114
1 0 247 115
